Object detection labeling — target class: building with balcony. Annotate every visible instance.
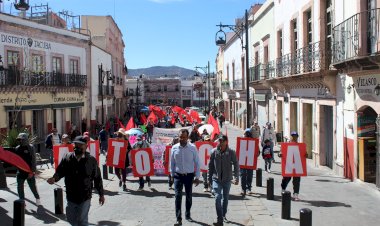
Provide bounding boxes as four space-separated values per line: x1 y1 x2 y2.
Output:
144 77 181 106
332 0 380 187
0 12 90 145
262 0 338 172
181 79 194 108
81 15 126 123
248 0 275 130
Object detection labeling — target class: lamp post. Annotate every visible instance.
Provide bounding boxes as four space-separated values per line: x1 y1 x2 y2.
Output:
195 61 211 113
98 64 112 125
216 9 251 127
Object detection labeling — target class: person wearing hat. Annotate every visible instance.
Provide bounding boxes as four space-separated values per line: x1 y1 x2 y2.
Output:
47 136 105 225
132 134 152 191
261 122 276 148
61 134 71 145
239 129 254 196
15 133 41 206
208 134 239 225
113 129 130 190
280 131 306 201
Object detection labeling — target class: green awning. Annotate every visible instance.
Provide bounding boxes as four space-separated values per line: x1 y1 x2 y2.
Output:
236 105 246 118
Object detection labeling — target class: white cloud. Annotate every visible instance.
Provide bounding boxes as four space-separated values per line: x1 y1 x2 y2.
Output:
148 0 185 3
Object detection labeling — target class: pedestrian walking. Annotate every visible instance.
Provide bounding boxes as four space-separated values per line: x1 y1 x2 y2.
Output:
170 129 200 226
114 128 129 190
208 134 239 226
132 135 152 191
280 131 306 201
218 112 225 128
250 122 261 139
261 122 276 148
15 133 41 206
262 139 274 173
240 129 254 196
61 134 71 145
47 136 105 226
99 126 108 155
45 128 61 166
201 135 213 192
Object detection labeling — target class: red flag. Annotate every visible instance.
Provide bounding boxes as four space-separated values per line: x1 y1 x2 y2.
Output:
140 113 147 125
190 110 201 124
208 113 220 140
170 113 176 125
117 118 125 130
0 147 32 173
125 117 135 131
147 111 158 124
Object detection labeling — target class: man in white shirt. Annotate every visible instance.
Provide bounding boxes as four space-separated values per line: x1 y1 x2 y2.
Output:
170 129 200 226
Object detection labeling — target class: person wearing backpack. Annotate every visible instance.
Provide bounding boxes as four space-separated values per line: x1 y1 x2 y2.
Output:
45 128 61 166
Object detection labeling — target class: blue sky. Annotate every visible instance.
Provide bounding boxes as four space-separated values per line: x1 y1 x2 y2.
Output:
3 0 262 71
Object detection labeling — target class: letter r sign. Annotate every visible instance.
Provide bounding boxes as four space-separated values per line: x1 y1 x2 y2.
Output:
281 143 307 177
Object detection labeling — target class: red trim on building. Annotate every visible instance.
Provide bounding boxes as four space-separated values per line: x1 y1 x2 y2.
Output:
344 137 355 181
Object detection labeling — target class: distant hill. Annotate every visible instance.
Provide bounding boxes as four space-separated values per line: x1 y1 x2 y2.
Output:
127 66 201 78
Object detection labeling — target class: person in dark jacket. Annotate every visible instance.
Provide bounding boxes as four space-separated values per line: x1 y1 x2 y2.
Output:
15 133 41 206
47 136 105 226
208 135 239 226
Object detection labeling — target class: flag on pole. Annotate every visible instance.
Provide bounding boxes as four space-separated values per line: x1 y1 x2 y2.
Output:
125 117 135 131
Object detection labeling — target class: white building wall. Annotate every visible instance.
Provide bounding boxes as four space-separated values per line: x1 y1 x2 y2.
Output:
223 33 246 86
91 45 112 120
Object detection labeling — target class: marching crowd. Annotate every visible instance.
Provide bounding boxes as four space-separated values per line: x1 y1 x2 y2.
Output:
12 106 304 226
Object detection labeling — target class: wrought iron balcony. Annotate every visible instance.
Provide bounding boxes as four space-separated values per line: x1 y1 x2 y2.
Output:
233 79 243 90
250 61 276 81
332 8 380 69
0 68 87 87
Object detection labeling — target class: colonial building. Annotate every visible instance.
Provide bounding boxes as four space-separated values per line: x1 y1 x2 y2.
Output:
81 15 126 127
0 12 90 148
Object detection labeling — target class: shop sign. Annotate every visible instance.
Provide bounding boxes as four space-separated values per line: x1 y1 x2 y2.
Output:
53 96 83 103
357 115 376 137
1 32 52 50
354 75 378 97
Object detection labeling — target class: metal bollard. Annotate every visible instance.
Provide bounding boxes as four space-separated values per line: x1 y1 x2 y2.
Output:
54 188 64 214
281 191 291 220
0 161 7 189
108 166 113 174
102 164 108 180
13 199 25 226
300 208 312 226
266 177 274 200
256 168 262 187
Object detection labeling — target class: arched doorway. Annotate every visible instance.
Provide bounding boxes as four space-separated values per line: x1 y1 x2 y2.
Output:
357 106 377 184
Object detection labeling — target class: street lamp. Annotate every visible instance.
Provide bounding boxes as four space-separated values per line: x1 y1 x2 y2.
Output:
195 61 211 113
216 9 251 127
98 64 113 126
14 0 30 11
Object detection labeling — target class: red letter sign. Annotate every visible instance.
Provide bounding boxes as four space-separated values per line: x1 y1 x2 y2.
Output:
236 137 260 169
164 146 172 175
53 144 73 169
195 141 217 172
106 139 128 169
281 143 307 177
131 148 155 177
86 140 100 164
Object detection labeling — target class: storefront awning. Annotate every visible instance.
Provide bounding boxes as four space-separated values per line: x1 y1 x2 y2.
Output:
236 105 246 118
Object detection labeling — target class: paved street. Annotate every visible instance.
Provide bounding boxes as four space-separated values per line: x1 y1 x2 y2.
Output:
1 122 380 226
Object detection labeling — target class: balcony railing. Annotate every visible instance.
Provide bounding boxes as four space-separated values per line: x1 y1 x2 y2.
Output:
0 68 87 87
249 41 329 81
233 79 243 90
332 8 380 64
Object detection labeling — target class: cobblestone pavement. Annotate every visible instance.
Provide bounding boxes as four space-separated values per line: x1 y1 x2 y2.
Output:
1 122 380 226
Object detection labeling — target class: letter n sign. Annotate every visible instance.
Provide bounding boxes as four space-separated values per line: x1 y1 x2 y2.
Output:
281 143 307 177
131 148 155 177
236 137 260 169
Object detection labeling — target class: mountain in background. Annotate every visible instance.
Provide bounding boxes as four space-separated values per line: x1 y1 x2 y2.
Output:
127 66 200 78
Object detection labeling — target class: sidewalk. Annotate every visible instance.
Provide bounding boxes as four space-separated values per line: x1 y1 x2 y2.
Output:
0 123 379 226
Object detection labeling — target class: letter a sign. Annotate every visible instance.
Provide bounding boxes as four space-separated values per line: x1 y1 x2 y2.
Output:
131 148 155 177
281 143 307 177
195 141 217 172
236 137 260 169
106 139 128 169
53 144 73 169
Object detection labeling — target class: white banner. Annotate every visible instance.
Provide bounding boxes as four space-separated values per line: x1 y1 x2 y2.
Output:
152 126 192 145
